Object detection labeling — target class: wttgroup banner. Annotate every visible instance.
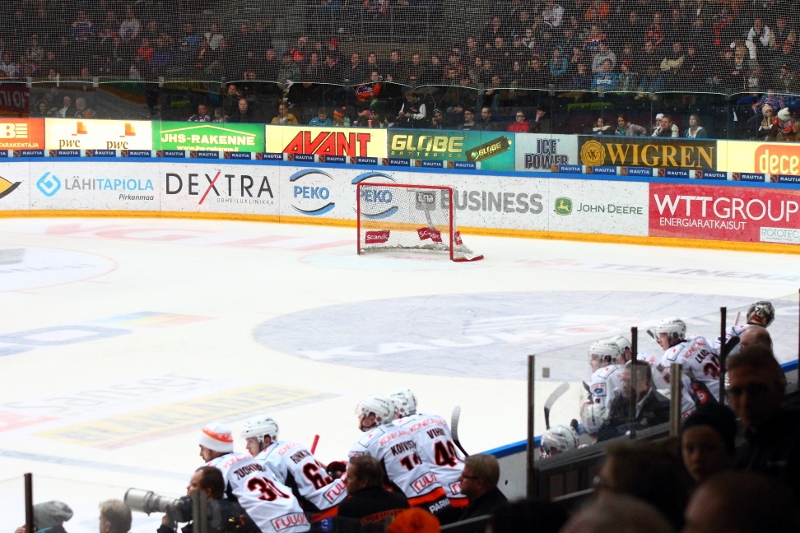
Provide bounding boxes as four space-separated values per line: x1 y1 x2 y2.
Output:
650 183 800 245
579 136 717 170
266 126 387 160
154 122 264 152
45 119 152 151
387 130 514 170
0 119 44 150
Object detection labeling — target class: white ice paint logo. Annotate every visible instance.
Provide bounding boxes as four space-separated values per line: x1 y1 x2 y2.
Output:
0 246 114 292
760 227 800 244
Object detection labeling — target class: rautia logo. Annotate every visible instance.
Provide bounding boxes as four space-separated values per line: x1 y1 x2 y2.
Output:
365 230 390 244
36 172 61 196
555 197 573 215
0 176 21 199
165 172 274 205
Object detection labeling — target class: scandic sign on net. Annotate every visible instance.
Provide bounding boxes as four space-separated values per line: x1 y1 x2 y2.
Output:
649 183 800 244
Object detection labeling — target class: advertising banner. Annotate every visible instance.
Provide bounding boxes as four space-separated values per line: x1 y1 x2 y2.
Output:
45 119 153 151
514 134 579 172
578 136 717 170
0 162 30 210
153 122 264 152
0 119 45 150
548 179 649 236
29 161 159 210
0 83 30 115
649 183 800 245
266 126 387 159
387 130 515 170
160 163 279 216
719 140 800 177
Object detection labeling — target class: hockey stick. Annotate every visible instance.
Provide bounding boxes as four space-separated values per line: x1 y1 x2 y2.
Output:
451 405 469 458
310 434 319 454
544 382 570 430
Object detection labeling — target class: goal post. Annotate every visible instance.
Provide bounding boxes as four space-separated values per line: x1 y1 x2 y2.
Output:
356 183 483 262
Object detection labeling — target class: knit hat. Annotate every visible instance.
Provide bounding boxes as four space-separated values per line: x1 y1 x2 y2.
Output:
655 113 664 120
199 422 234 453
387 508 440 533
682 403 737 454
334 107 346 118
778 107 792 121
34 501 73 529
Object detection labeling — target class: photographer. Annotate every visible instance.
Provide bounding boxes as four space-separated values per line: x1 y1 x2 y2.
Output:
158 467 259 533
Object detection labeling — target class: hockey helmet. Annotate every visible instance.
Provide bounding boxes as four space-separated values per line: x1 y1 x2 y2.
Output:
240 415 279 442
580 403 609 435
746 301 775 327
653 317 687 340
389 388 418 417
540 425 580 458
589 340 622 366
356 395 395 429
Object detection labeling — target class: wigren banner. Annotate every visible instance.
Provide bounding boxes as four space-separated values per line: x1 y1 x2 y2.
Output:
387 130 515 170
578 136 717 170
153 122 265 152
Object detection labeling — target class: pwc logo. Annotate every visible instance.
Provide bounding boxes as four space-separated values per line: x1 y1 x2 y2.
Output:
755 144 800 175
0 176 21 200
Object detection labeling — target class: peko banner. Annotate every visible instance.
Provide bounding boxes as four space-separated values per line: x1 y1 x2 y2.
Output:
0 119 45 150
387 129 515 170
45 119 152 151
649 183 800 245
266 126 387 159
578 136 717 170
153 122 264 152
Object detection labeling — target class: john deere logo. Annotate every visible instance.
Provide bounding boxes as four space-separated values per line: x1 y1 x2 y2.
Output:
555 197 573 215
580 139 605 166
0 176 21 200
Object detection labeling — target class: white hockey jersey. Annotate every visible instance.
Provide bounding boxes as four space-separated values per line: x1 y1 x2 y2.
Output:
589 365 622 407
207 452 310 533
253 441 347 518
391 413 465 505
712 324 749 356
660 335 721 402
638 353 697 417
348 424 449 510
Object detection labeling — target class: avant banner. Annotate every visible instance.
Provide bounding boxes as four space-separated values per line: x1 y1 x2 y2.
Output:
578 136 717 170
266 126 387 159
649 183 800 245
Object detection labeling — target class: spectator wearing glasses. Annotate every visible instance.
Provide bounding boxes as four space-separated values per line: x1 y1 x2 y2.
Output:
507 110 531 132
457 454 507 523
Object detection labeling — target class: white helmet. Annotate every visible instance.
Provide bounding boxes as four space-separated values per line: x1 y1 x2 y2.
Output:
609 335 631 354
356 395 395 427
654 317 686 340
241 415 279 442
389 388 418 417
746 301 775 327
589 340 622 366
540 425 580 458
580 403 609 436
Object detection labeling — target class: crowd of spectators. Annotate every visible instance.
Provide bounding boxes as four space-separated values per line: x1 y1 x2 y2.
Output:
7 1 800 137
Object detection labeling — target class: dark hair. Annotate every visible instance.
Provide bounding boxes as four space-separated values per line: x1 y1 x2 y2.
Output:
350 455 384 489
682 403 737 454
196 466 225 498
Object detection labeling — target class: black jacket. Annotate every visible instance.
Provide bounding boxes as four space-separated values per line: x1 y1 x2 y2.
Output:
156 498 260 533
459 486 508 522
599 389 670 441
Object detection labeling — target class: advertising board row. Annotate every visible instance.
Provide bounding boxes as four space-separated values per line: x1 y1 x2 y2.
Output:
2 118 800 181
1 161 798 248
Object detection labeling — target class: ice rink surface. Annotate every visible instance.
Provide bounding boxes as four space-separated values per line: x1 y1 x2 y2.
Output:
1 217 799 531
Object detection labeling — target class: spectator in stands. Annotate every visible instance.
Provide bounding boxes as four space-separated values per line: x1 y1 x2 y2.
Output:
652 114 679 137
32 99 50 117
592 117 614 134
507 110 530 132
458 454 507 522
430 109 446 130
309 107 332 126
617 61 639 93
205 23 224 51
70 10 94 43
180 23 201 51
549 46 568 82
529 107 551 133
616 115 647 136
338 455 409 526
188 103 212 122
684 114 708 138
278 53 301 83
562 495 673 533
683 472 800 533
73 98 94 119
599 361 670 440
660 41 686 90
747 18 772 61
542 0 564 28
591 40 616 74
271 102 299 125
739 325 772 350
590 59 618 91
118 8 140 40
729 344 800 500
681 403 737 484
594 440 690 529
489 500 568 533
396 90 428 128
476 106 500 131
756 104 778 139
261 48 280 81
99 500 131 533
637 40 663 97
482 16 508 50
332 107 350 127
53 95 75 118
481 74 505 114
229 98 258 123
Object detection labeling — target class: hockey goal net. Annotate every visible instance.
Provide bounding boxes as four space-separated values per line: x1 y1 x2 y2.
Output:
357 183 483 262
